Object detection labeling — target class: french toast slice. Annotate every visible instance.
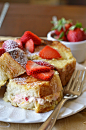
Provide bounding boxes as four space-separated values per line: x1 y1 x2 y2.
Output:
0 48 27 88
27 40 76 86
3 72 63 113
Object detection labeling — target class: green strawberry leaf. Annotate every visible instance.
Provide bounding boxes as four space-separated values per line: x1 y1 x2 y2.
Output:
51 18 72 31
55 36 63 41
54 32 64 41
76 22 82 28
57 38 63 41
83 28 86 32
51 25 58 30
57 25 62 31
69 25 75 30
59 32 64 39
69 22 82 30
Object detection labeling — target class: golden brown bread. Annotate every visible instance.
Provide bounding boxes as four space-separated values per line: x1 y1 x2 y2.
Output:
35 94 62 113
0 50 26 88
0 52 26 78
0 41 4 48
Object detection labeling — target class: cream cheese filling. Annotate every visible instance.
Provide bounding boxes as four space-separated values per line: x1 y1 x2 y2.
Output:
13 92 61 105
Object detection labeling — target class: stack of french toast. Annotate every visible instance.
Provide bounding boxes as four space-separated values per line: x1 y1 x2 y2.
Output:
0 31 76 113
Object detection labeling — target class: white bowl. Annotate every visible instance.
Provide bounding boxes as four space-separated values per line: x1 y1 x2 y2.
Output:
47 30 86 63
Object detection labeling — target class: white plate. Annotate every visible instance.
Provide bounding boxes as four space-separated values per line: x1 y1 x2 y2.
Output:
0 63 86 123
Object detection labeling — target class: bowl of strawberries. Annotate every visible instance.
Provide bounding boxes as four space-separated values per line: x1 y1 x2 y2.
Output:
47 18 86 63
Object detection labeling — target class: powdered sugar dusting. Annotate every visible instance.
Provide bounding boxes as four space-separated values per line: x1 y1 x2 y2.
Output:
13 77 27 84
8 48 28 68
27 51 39 58
2 40 19 52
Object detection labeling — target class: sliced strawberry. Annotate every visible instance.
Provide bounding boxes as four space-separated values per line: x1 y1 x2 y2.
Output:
39 45 61 59
14 39 23 50
2 40 19 52
32 70 54 81
25 39 34 53
20 31 41 45
20 31 30 44
26 60 51 75
33 60 55 70
0 48 5 56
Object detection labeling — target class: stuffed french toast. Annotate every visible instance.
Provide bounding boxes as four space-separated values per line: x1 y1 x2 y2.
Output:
0 31 76 113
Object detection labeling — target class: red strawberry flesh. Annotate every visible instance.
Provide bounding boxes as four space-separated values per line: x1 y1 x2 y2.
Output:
25 39 34 53
25 97 29 101
26 60 51 75
55 29 64 35
33 60 55 70
21 31 41 45
0 48 5 56
65 23 73 32
14 39 23 50
39 45 61 59
32 70 54 81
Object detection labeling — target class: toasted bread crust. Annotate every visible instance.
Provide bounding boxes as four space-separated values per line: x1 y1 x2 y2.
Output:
4 72 62 98
35 91 63 113
56 58 76 86
0 47 27 87
0 52 26 79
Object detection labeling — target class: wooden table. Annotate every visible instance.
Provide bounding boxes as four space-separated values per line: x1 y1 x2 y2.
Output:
0 4 86 37
0 4 86 130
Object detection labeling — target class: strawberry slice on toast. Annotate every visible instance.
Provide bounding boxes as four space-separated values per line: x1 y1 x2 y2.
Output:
25 39 34 53
33 60 55 70
39 45 61 59
21 31 41 45
26 60 51 75
14 39 23 50
32 70 54 81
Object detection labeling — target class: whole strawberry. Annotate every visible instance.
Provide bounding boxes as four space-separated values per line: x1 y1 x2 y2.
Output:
67 28 84 42
67 23 85 42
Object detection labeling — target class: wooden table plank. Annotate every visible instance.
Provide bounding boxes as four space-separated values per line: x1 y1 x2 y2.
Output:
0 4 86 37
0 4 4 13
